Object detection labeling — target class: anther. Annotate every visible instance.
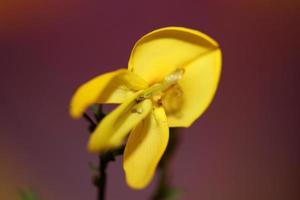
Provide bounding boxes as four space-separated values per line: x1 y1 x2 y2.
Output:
164 68 185 85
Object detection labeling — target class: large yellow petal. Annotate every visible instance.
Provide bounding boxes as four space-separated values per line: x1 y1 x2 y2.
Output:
163 48 222 127
128 26 219 85
123 106 169 189
70 69 148 119
88 91 152 152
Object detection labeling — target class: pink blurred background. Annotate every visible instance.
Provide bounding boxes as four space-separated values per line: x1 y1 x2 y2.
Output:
0 0 299 199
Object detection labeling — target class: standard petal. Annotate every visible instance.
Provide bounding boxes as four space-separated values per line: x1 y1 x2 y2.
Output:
163 48 222 127
128 26 219 84
123 106 169 189
70 69 148 119
88 91 152 152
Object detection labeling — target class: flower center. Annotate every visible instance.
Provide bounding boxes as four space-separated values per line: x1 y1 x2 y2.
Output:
136 68 184 104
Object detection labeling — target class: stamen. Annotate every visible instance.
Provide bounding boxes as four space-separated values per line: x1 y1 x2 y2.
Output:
135 68 185 103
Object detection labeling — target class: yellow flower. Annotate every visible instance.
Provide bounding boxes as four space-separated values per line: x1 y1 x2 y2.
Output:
70 27 222 189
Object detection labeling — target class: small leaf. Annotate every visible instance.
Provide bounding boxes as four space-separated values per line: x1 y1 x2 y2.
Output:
152 186 183 200
88 162 99 175
18 189 39 200
163 188 183 200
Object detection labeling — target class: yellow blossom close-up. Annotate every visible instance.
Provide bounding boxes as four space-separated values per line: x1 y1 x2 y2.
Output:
70 26 222 189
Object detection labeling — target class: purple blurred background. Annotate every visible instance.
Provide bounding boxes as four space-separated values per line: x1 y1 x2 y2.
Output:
0 0 299 199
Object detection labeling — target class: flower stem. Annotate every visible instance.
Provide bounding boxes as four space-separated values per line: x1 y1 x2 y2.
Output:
85 106 125 200
95 146 125 200
98 154 108 200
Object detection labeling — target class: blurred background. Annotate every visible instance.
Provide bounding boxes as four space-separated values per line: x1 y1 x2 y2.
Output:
0 0 299 199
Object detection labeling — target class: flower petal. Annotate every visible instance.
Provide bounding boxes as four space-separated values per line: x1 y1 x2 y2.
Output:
88 91 152 152
128 26 219 84
70 69 148 119
163 48 222 127
123 106 169 189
